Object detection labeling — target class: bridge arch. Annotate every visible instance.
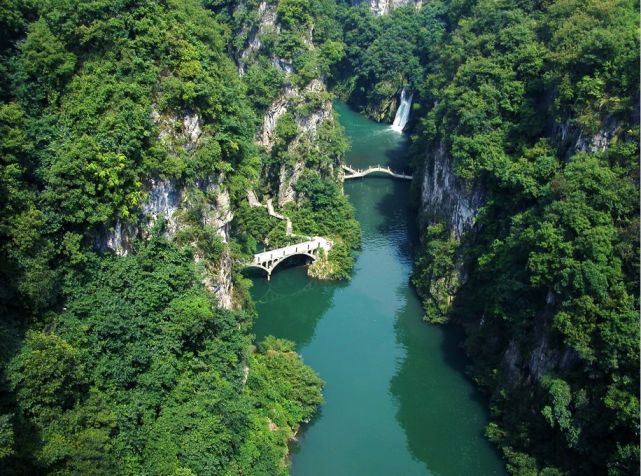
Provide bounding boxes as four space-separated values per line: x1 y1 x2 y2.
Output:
245 252 320 280
268 252 318 276
243 262 271 275
245 237 332 280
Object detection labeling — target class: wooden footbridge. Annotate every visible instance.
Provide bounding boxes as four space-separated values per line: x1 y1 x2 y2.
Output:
244 237 332 280
342 164 412 180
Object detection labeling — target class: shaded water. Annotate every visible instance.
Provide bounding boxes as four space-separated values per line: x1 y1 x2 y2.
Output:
250 101 506 475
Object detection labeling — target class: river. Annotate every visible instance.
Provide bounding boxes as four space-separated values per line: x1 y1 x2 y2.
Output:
250 101 506 475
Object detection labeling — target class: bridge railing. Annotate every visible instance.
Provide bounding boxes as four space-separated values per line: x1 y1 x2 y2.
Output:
342 164 411 179
253 239 324 265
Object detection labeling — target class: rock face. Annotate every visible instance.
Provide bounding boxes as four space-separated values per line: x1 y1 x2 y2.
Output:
489 115 625 389
259 93 290 150
141 178 182 235
236 2 340 207
237 1 278 75
555 114 624 158
364 91 398 123
419 140 483 239
100 221 138 257
98 110 236 309
202 245 234 310
353 0 422 15
152 109 203 153
264 80 335 206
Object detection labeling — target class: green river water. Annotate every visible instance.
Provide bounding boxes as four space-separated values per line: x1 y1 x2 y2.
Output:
250 102 506 475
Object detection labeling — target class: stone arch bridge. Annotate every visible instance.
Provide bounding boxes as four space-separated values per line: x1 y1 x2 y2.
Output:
244 162 411 280
244 237 332 280
342 164 412 180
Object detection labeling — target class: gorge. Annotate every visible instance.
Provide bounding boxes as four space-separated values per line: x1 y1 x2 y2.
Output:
250 100 506 475
0 0 638 475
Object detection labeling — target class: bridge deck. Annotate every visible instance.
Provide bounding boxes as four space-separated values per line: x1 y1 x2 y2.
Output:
252 237 332 266
342 164 412 180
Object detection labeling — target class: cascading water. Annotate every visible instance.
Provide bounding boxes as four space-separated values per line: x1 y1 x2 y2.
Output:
391 88 413 132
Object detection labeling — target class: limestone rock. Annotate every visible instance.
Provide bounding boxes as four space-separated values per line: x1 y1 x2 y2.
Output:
353 0 422 16
419 140 483 239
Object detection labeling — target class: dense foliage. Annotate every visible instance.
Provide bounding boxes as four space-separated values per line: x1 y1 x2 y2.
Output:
1 0 637 474
338 1 640 474
0 0 325 472
4 236 321 474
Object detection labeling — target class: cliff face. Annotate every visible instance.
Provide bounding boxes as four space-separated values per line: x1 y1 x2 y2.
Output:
362 85 399 123
236 1 341 207
555 114 625 158
237 1 278 75
418 140 483 239
353 0 422 16
99 110 236 309
266 80 335 206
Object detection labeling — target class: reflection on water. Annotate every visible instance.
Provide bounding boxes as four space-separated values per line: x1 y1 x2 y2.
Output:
334 101 411 173
252 267 343 348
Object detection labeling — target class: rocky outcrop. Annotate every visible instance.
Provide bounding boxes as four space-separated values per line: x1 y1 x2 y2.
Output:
353 0 422 16
259 89 292 150
555 114 624 158
98 109 236 309
364 91 398 123
234 1 340 207
237 1 278 75
202 243 234 310
277 160 304 206
257 80 335 206
259 80 333 152
152 110 203 153
419 140 483 238
100 221 138 257
201 182 234 240
141 178 182 235
416 113 625 392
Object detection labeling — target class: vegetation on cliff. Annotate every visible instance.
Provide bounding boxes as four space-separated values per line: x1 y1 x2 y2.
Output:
217 0 361 277
339 1 639 474
0 0 324 472
1 0 637 474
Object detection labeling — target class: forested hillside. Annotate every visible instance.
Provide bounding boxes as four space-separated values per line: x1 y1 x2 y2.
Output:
0 1 333 473
213 0 361 279
331 0 640 474
0 0 638 474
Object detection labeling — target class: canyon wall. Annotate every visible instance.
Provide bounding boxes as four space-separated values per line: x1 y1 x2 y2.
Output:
99 109 236 308
353 0 422 16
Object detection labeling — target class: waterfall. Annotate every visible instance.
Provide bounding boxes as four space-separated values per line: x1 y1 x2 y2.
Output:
391 88 413 132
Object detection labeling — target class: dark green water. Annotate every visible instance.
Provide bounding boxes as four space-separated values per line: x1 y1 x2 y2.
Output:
250 102 506 475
